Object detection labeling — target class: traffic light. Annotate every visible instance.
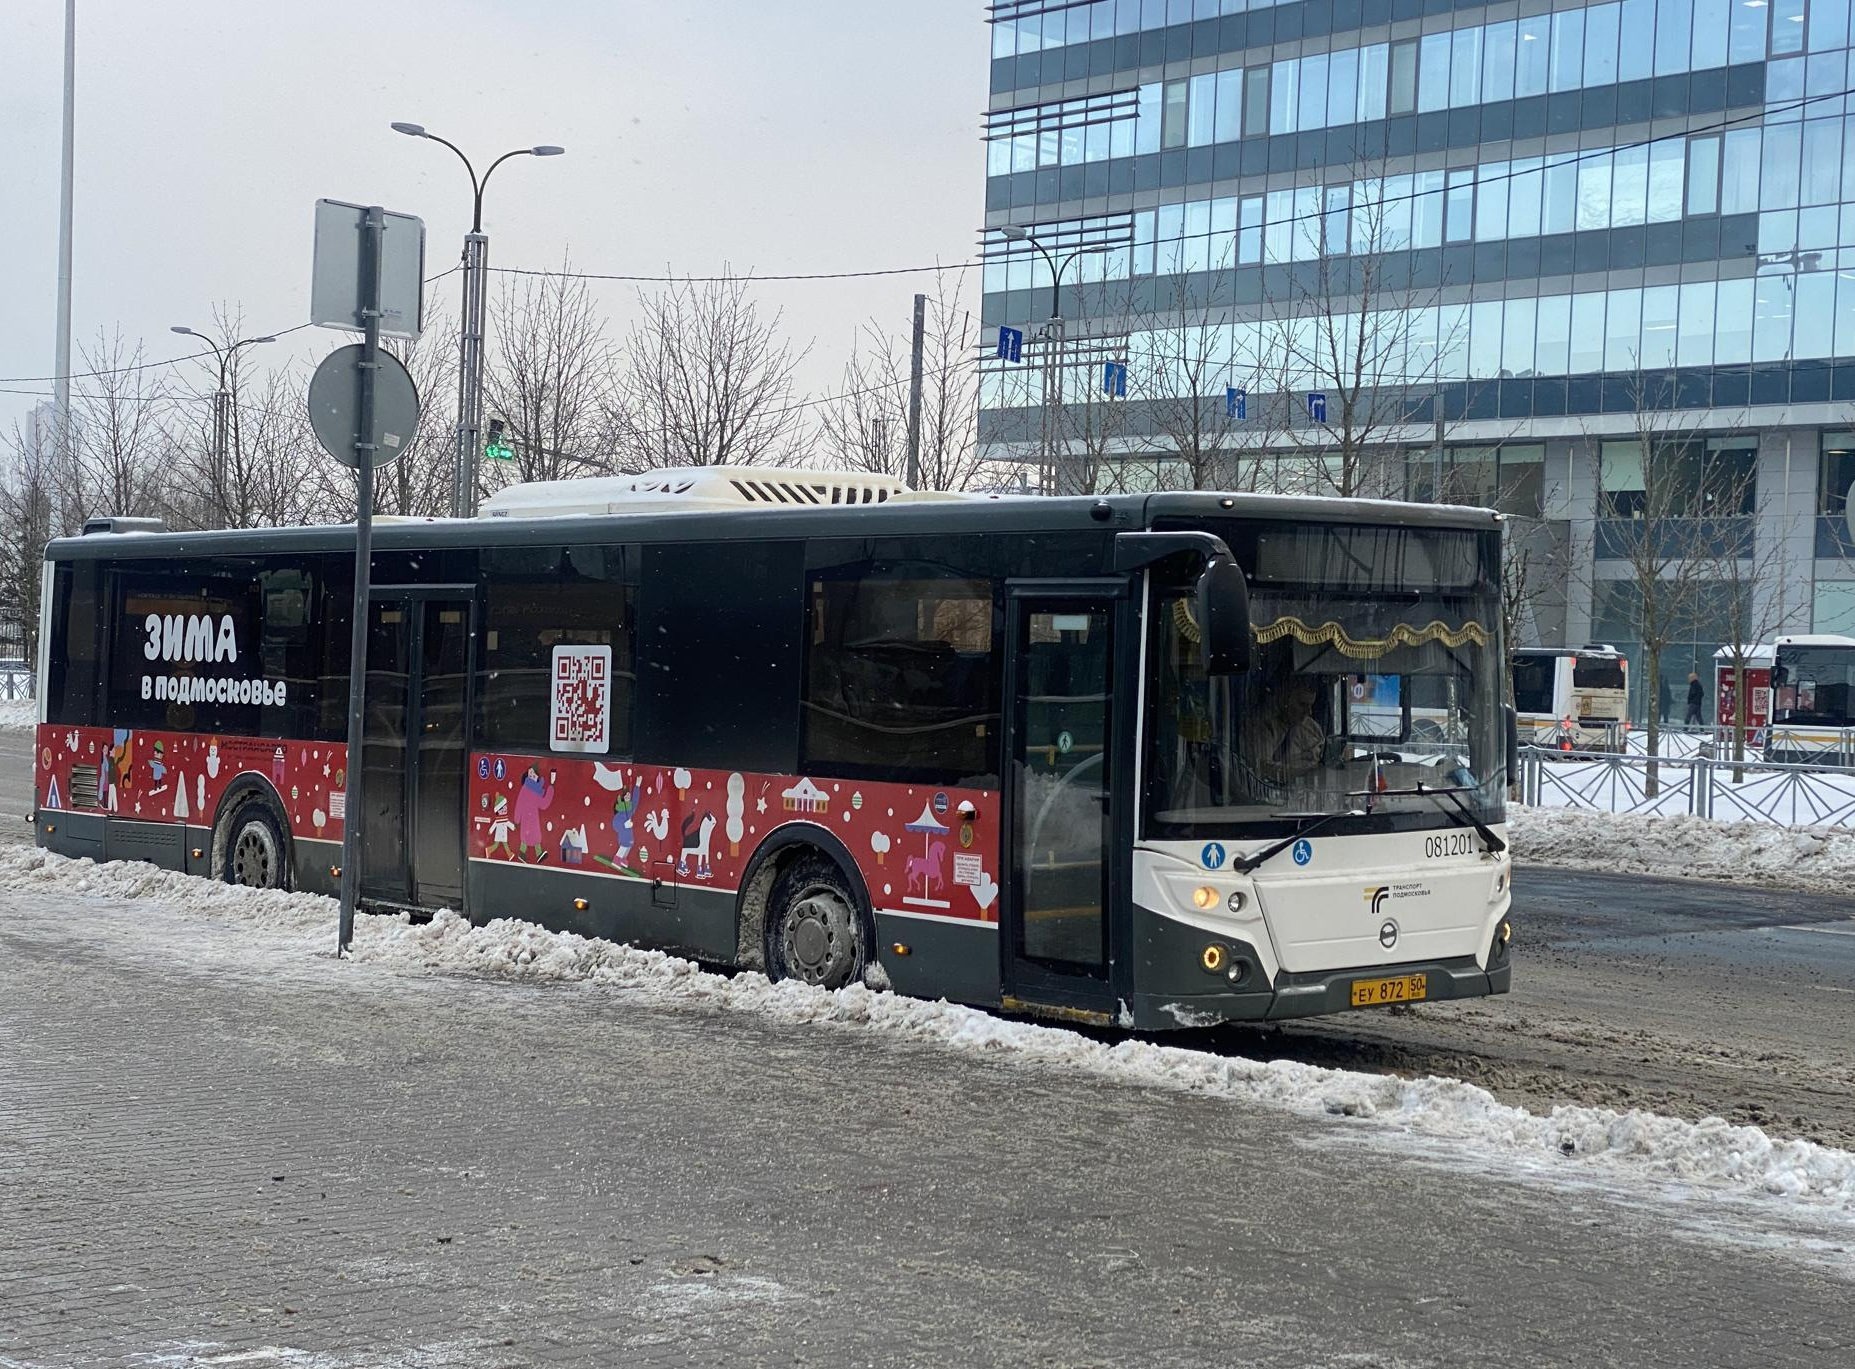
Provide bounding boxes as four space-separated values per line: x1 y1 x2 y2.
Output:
484 418 514 462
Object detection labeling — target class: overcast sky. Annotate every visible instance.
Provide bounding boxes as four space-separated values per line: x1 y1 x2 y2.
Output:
0 0 985 439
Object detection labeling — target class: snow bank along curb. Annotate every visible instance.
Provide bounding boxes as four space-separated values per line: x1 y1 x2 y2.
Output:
0 699 34 731
1510 803 1855 893
5 846 1852 1215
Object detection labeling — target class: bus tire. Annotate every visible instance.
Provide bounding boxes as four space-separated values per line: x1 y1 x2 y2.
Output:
222 800 291 892
763 853 869 991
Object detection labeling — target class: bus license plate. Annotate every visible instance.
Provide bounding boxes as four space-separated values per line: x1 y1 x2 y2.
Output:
1351 973 1428 1008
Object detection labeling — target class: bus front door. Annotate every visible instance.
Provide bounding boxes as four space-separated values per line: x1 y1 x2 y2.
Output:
1001 585 1122 1024
360 592 472 910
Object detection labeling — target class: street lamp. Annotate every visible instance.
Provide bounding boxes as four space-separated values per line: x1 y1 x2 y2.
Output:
170 326 277 506
999 224 1099 495
392 121 565 516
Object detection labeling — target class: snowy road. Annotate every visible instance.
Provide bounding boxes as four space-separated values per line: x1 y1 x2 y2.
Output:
0 856 1851 1367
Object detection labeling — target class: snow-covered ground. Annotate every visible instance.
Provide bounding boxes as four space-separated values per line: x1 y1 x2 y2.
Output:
0 698 35 730
4 843 1852 1221
1510 804 1855 892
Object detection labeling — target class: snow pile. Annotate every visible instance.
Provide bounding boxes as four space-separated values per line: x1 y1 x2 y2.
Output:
0 699 35 731
6 843 1854 1214
1510 804 1855 891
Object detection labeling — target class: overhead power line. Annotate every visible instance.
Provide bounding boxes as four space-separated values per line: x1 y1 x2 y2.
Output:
487 261 977 284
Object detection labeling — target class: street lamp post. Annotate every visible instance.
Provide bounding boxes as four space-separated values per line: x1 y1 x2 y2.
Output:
391 122 564 518
1000 225 1094 495
170 326 276 519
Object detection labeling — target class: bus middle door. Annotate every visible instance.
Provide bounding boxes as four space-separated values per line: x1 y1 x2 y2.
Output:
360 589 472 911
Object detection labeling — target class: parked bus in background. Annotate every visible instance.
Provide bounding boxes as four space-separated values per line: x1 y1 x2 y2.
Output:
33 468 1514 1028
1768 634 1855 765
1511 645 1628 749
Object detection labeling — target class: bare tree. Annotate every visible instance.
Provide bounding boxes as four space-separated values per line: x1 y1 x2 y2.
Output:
1708 465 1794 774
1120 263 1248 491
67 329 167 525
821 272 990 492
605 269 810 472
1261 162 1471 500
1589 368 1748 785
0 420 58 665
481 260 614 490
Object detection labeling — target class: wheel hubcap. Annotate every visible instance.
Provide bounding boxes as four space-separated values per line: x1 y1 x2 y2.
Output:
780 888 859 987
232 824 278 888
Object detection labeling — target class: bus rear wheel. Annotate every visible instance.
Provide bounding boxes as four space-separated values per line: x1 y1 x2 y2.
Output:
223 803 289 891
764 855 868 990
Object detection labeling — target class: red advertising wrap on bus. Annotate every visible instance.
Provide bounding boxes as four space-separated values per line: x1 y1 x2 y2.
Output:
34 724 1000 927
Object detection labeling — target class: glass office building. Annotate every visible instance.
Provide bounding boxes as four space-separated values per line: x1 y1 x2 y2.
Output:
978 0 1855 713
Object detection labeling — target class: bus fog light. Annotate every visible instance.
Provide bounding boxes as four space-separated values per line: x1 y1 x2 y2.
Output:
1200 943 1227 973
1500 920 1512 945
1226 890 1246 913
1226 958 1251 985
1192 885 1218 910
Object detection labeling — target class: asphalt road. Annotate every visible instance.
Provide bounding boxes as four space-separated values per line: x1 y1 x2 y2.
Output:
3 723 1852 1144
0 729 31 842
1210 865 1855 1149
2 884 1850 1368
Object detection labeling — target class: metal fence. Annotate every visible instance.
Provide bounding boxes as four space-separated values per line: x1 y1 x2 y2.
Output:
0 669 31 701
1521 746 1855 828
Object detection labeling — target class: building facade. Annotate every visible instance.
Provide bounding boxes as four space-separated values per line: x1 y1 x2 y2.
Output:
977 0 1855 716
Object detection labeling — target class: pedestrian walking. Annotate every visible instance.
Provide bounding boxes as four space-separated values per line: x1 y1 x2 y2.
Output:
1657 674 1672 724
1685 672 1705 726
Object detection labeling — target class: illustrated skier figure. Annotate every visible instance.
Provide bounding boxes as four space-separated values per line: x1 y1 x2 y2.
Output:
484 794 516 860
595 782 639 873
513 765 556 862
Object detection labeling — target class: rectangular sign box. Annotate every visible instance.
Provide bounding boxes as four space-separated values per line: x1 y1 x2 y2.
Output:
309 199 427 340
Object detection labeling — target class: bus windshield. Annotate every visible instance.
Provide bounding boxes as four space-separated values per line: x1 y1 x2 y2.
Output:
1145 523 1504 839
1572 656 1626 691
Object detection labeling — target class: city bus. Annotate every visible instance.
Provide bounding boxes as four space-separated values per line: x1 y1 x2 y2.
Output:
32 468 1513 1028
1766 634 1855 765
1510 645 1629 748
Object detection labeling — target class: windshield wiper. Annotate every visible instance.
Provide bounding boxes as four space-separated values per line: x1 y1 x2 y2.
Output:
1354 781 1506 855
1231 809 1365 874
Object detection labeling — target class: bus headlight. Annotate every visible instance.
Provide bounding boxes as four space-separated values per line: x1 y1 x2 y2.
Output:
1226 890 1246 913
1192 886 1218 910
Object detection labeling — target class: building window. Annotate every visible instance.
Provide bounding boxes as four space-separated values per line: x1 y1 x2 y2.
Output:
1821 433 1855 516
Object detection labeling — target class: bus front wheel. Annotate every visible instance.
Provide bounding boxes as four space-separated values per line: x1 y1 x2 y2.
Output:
764 855 868 991
222 802 290 892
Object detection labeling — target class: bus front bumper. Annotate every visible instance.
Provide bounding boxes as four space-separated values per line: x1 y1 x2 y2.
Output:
1130 910 1512 1030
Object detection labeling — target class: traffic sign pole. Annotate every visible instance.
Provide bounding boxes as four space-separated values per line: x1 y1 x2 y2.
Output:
337 206 386 956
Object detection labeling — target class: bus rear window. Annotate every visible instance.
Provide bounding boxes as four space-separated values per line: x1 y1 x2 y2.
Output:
1573 658 1626 691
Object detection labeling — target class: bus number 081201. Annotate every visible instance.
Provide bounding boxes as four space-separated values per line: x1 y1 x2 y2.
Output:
1424 832 1475 859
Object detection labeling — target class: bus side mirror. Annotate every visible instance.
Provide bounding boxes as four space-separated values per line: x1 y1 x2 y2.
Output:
1196 557 1251 675
1504 703 1520 785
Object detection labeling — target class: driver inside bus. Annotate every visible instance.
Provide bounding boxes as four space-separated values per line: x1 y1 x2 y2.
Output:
1246 678 1327 784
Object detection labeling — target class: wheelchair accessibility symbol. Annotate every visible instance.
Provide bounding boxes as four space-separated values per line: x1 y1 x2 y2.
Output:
1200 842 1227 870
1292 838 1313 866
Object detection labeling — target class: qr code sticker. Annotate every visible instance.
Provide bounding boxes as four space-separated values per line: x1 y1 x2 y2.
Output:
550 645 612 752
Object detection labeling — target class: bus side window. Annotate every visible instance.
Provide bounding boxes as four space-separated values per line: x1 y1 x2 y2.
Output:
478 545 636 758
799 568 999 788
46 561 103 726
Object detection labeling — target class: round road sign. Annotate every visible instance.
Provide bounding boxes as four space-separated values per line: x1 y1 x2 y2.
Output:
307 344 419 469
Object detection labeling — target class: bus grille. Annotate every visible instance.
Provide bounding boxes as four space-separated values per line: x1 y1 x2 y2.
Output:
70 765 100 809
